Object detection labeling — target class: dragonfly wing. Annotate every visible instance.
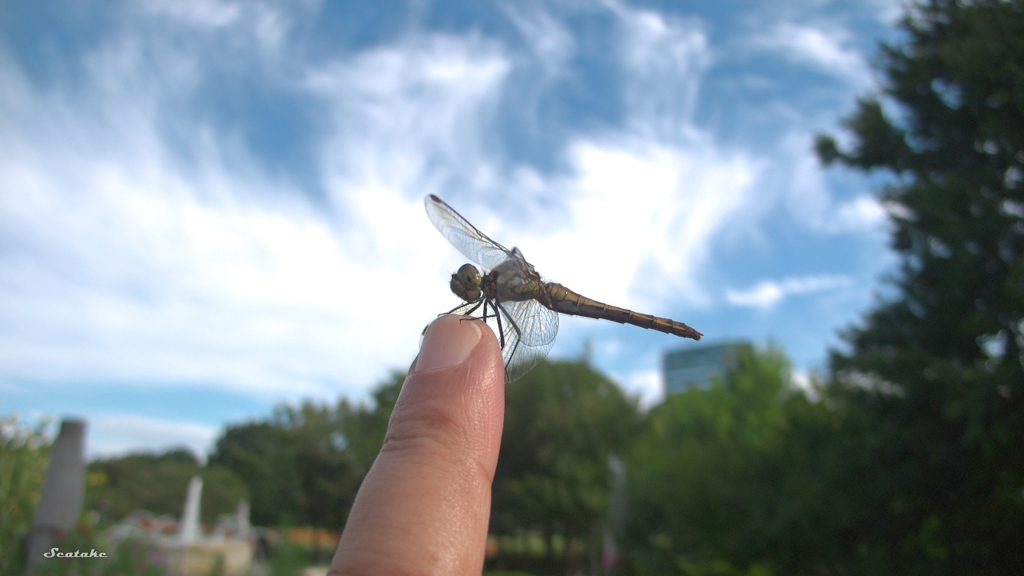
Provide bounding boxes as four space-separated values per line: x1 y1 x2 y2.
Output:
504 336 554 383
425 195 513 271
503 298 558 347
497 299 558 382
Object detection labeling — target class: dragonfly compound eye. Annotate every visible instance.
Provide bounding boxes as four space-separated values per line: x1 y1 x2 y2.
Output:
450 264 483 301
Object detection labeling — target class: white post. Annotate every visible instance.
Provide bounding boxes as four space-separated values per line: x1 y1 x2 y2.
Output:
235 500 251 539
179 476 204 542
25 418 87 572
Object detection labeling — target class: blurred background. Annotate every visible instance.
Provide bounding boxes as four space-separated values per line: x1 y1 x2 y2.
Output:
2 0 1021 575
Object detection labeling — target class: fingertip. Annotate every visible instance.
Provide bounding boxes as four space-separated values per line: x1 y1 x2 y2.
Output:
413 315 482 373
412 314 504 388
402 315 505 456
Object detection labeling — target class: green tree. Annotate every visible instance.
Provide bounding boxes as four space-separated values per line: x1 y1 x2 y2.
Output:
86 448 247 524
275 402 360 532
622 346 862 576
208 371 403 529
491 359 641 575
816 0 1024 572
208 420 304 526
336 370 404 478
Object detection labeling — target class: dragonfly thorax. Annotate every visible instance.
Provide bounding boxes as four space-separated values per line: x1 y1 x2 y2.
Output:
450 263 483 302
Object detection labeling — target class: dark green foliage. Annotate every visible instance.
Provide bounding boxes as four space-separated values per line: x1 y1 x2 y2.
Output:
208 421 304 526
208 370 403 530
335 370 403 476
210 405 351 529
817 0 1024 572
623 347 870 576
264 540 315 576
491 359 641 574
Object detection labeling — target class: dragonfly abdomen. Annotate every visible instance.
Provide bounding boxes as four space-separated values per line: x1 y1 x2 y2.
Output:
543 283 703 340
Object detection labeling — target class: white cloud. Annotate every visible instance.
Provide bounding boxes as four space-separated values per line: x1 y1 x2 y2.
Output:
767 132 887 235
502 3 575 68
865 0 908 25
89 414 219 460
141 0 242 28
833 194 887 231
604 0 710 139
539 138 756 315
0 154 409 396
0 21 473 399
618 368 664 410
750 21 873 87
306 33 511 200
726 274 852 309
791 367 823 398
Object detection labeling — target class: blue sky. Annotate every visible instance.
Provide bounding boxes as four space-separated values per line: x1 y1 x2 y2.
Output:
1 0 904 459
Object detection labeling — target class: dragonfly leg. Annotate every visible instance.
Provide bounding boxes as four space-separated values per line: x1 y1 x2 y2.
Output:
482 299 506 348
445 298 500 346
443 298 484 317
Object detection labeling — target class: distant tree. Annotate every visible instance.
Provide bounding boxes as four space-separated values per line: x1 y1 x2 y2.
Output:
491 359 641 575
816 0 1024 572
274 402 359 532
621 346 867 576
209 421 305 526
336 370 404 477
209 371 404 530
87 448 246 524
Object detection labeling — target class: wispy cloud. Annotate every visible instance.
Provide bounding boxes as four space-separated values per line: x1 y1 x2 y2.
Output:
776 133 888 234
865 0 909 25
141 0 242 28
605 0 710 139
544 138 757 313
0 8 458 397
750 21 873 88
519 1 753 318
502 3 575 69
0 1 795 397
89 414 219 460
307 33 511 201
726 274 853 310
137 0 305 54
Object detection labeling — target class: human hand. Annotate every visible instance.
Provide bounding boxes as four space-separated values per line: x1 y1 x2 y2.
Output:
329 314 505 575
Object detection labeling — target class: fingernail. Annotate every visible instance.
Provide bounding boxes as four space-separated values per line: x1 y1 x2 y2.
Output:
414 317 482 373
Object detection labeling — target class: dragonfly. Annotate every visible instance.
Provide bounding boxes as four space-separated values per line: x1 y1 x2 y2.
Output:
425 194 703 382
